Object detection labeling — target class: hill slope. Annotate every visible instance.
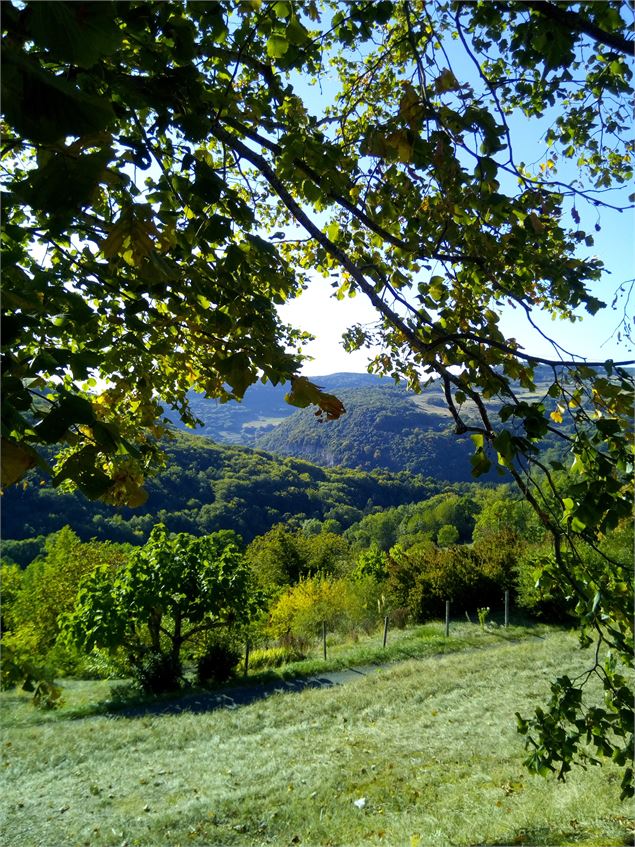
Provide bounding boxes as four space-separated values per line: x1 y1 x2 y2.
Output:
1 431 443 555
255 382 479 481
167 373 399 445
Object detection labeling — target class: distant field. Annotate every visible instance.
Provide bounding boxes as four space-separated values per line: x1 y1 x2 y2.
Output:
1 630 632 847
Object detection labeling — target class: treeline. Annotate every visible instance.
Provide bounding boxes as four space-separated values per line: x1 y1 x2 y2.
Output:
1 431 448 563
7 482 631 701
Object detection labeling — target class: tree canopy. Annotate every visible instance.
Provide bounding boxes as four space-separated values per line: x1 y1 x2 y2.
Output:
2 0 633 795
63 523 255 691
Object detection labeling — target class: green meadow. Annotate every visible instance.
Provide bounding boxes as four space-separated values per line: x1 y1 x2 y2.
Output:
2 629 632 847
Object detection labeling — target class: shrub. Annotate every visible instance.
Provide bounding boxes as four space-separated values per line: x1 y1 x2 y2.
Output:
267 575 383 646
134 650 181 695
388 544 508 622
196 641 241 686
514 549 577 622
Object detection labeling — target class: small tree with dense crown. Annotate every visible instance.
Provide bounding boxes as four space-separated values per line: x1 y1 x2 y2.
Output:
64 524 258 692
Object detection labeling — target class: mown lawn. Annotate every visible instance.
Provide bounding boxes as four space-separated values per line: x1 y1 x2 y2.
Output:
1 629 632 847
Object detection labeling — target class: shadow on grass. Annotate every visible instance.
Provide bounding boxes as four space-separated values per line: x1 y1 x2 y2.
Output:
100 630 541 719
105 665 379 719
30 623 559 723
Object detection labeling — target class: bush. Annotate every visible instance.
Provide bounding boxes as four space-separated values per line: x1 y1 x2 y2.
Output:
388 544 508 622
134 650 181 695
196 641 241 686
514 549 577 623
267 575 383 647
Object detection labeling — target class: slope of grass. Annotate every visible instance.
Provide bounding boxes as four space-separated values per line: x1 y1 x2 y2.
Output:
1 631 632 847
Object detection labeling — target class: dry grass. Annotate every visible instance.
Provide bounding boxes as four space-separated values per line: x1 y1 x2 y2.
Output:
1 630 632 847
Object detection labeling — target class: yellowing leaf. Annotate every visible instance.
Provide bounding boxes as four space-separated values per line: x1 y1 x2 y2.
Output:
527 212 544 234
434 69 460 93
285 377 346 421
387 130 414 163
550 405 565 423
399 83 424 128
1 438 37 487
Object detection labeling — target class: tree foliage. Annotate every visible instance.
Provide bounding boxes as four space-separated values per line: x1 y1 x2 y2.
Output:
64 523 256 692
2 430 441 546
1 527 129 672
2 0 633 794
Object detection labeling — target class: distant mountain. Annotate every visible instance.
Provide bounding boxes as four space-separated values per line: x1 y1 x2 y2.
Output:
170 367 569 483
166 373 393 445
255 382 480 482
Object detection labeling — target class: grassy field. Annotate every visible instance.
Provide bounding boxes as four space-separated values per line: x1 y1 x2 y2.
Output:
1 629 632 847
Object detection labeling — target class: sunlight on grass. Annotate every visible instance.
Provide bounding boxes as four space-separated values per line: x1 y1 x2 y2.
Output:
1 631 632 847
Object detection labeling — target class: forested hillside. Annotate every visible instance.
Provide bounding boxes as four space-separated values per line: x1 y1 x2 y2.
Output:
1 430 447 562
167 372 410 446
256 382 477 479
177 368 566 481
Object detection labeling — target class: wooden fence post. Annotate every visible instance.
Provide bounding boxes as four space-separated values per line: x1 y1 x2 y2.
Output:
383 615 389 648
504 590 510 629
244 638 250 677
322 621 327 660
445 600 450 637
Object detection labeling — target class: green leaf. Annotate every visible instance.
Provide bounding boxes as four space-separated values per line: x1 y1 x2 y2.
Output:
28 1 122 68
470 449 491 477
326 221 340 241
35 395 95 443
0 438 37 487
428 276 445 302
1 49 115 143
267 34 289 58
52 446 112 500
286 16 309 45
273 1 291 18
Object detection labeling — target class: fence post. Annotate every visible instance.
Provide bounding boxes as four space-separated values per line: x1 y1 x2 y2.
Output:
244 638 250 677
383 615 389 648
322 621 327 660
504 590 510 629
445 600 450 637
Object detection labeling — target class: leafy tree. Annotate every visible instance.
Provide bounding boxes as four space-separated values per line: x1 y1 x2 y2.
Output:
472 487 545 546
436 523 459 547
353 544 389 581
0 561 23 635
267 574 382 647
387 541 510 622
1 527 130 673
64 524 257 692
246 524 350 591
398 492 478 545
3 0 633 793
2 431 439 546
246 524 306 590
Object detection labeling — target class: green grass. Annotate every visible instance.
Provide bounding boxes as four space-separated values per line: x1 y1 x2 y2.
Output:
242 619 555 683
2 629 632 847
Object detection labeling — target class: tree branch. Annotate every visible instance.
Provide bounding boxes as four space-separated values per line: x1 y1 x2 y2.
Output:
521 1 635 57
